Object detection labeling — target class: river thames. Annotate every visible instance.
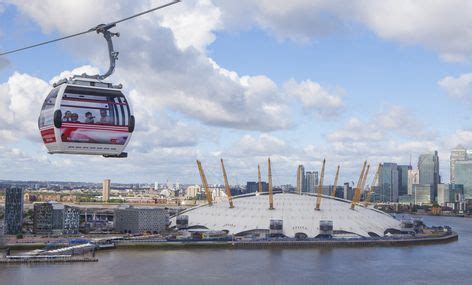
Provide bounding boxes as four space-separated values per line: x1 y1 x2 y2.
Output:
1 216 471 285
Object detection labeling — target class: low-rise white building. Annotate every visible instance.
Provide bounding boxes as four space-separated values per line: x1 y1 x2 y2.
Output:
170 192 401 238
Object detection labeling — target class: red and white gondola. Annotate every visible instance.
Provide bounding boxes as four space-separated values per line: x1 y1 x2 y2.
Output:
38 78 134 157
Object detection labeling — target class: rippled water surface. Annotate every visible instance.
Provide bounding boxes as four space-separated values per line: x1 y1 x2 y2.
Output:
1 216 471 285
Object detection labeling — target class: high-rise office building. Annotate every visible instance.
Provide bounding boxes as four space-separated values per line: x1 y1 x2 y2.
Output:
407 169 419 195
344 183 354 200
5 187 23 235
115 206 168 233
103 179 110 202
413 184 433 204
0 221 4 247
450 146 467 184
305 171 316 193
377 163 399 202
63 206 80 234
455 160 472 199
397 165 409 196
300 165 306 192
418 151 440 200
246 181 268 193
33 202 63 235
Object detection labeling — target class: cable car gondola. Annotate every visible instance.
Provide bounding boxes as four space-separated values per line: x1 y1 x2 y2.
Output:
0 1 181 158
38 77 134 158
38 23 135 158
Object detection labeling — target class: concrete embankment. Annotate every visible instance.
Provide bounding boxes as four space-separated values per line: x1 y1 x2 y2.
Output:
233 232 458 248
0 257 98 264
115 240 231 249
113 232 458 249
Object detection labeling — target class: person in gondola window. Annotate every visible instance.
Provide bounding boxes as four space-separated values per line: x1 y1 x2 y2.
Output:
85 112 95 124
71 113 79 123
63 111 72 122
99 109 112 124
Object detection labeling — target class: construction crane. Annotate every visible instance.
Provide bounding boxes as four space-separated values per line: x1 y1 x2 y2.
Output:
268 157 274 210
220 158 234 208
330 165 340 197
364 163 381 207
296 165 301 194
196 160 212 206
350 161 367 210
315 158 326 210
258 164 263 193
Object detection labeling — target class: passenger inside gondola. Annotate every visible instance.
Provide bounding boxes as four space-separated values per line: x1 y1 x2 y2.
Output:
63 111 72 122
71 113 79 122
85 112 95 124
99 109 112 124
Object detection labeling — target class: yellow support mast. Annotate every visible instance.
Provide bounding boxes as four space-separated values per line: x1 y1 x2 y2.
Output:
220 158 234 208
315 158 326 210
350 161 367 210
258 164 263 193
268 157 274 210
330 165 340 197
196 160 212 206
361 164 370 195
296 165 301 194
364 163 381 207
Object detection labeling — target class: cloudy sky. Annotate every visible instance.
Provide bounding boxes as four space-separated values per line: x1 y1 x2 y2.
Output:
1 0 472 185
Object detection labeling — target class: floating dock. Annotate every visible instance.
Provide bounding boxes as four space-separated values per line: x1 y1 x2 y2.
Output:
0 255 98 264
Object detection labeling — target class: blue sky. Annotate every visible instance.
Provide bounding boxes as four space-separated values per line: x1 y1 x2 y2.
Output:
1 0 472 185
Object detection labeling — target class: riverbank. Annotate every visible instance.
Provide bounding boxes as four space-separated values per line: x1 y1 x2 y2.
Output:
112 232 458 249
0 256 98 264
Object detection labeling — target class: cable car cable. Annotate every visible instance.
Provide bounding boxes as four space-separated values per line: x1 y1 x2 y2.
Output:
0 0 181 57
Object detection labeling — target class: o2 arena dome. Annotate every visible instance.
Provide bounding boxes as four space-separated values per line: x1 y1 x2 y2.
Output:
170 192 401 238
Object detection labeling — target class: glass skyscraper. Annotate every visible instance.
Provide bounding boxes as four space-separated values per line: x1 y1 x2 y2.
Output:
377 163 399 202
455 160 472 199
413 184 433 204
305 171 316 193
418 151 440 200
450 146 467 184
397 165 410 197
5 187 23 235
300 165 306 192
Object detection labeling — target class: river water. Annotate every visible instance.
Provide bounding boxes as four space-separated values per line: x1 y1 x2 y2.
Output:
1 216 471 285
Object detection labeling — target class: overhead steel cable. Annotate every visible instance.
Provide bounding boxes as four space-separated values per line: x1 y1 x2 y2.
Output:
0 0 181 57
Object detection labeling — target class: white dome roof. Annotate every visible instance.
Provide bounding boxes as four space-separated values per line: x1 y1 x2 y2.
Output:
170 192 401 237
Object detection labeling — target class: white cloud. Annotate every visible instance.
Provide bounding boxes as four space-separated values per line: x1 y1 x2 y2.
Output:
328 105 434 143
159 0 222 52
448 130 472 148
354 0 472 62
0 72 49 142
438 73 472 103
49 65 100 85
215 0 472 62
8 0 119 34
284 79 344 117
8 0 294 132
